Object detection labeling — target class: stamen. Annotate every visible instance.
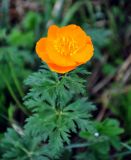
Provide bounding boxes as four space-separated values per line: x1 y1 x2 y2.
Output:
54 36 79 56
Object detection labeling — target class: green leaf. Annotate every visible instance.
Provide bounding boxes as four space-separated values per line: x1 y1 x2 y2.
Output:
22 11 42 30
99 118 124 137
102 63 116 75
24 64 87 109
24 97 95 157
0 128 50 160
8 28 34 48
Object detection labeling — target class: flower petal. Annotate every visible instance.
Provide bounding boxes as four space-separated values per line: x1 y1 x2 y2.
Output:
48 25 59 39
60 24 87 46
47 63 76 73
71 36 94 63
35 38 51 62
46 39 77 66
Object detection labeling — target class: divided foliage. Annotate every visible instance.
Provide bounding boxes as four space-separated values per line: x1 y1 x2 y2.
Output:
24 65 96 156
0 65 96 159
0 128 49 160
78 119 124 160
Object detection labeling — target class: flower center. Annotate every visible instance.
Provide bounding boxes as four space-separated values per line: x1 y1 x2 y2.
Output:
54 36 79 56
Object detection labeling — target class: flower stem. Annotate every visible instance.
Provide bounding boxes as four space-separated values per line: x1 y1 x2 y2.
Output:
0 70 28 115
8 56 24 98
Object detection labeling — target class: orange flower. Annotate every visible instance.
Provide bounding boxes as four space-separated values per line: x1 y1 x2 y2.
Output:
36 24 94 73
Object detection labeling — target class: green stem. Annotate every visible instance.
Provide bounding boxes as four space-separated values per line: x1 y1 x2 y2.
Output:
8 56 24 97
111 151 131 158
66 142 91 149
122 142 131 150
0 70 28 115
16 143 33 160
66 138 108 149
0 113 9 122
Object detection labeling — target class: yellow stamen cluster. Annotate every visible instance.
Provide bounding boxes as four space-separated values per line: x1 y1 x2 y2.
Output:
54 37 79 56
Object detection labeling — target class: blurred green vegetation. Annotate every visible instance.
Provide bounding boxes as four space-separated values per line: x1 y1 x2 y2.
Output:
0 0 131 159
